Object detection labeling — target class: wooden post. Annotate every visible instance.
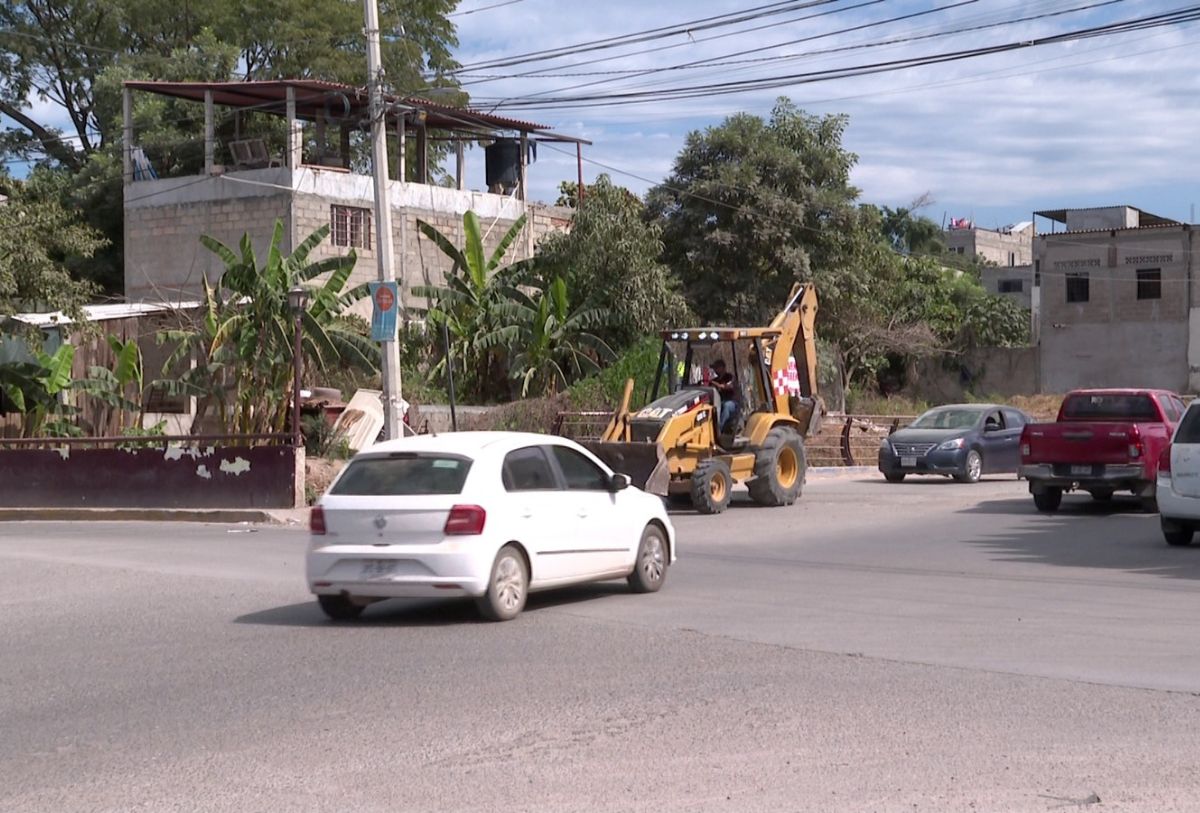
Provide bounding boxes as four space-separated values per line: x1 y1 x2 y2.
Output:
415 117 428 183
204 90 215 175
576 142 584 205
456 140 465 190
315 110 327 166
285 85 302 170
518 132 528 202
122 87 133 183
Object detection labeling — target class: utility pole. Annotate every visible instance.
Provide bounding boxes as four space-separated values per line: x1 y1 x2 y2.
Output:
365 0 405 440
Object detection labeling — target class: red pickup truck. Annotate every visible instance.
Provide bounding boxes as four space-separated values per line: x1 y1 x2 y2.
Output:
1019 389 1186 512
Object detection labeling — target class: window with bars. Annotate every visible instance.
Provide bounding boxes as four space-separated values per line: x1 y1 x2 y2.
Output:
1136 268 1161 300
331 205 373 249
1066 272 1089 303
998 279 1024 293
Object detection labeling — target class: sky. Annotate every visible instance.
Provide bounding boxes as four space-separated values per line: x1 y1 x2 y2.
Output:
446 0 1200 229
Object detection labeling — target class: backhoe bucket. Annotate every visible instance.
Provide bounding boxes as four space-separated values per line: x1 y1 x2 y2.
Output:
582 441 670 497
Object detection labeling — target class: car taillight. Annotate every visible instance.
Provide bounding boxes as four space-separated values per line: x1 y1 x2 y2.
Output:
1128 426 1143 460
310 505 326 535
1160 445 1172 474
444 504 486 535
1021 443 1030 457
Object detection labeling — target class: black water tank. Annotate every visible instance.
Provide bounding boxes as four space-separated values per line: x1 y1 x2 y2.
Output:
485 138 521 190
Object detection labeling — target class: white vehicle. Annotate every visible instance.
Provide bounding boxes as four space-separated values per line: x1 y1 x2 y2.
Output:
1157 401 1200 546
307 431 676 621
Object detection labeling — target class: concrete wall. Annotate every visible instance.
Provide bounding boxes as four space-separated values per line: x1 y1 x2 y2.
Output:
125 167 574 311
945 227 1032 267
908 346 1039 403
1065 206 1139 232
1035 226 1195 393
125 170 293 302
981 265 1034 309
0 444 301 508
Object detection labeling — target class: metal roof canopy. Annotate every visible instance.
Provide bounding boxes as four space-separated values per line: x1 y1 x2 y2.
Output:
1034 206 1179 228
122 79 590 144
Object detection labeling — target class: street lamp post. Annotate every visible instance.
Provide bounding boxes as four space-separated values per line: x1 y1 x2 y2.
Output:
287 285 311 448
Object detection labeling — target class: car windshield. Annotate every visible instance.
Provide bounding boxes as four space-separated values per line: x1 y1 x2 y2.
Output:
909 408 983 430
329 454 472 496
1062 393 1158 421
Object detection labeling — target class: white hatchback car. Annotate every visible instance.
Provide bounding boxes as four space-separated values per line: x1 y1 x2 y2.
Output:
308 431 676 621
1158 401 1200 546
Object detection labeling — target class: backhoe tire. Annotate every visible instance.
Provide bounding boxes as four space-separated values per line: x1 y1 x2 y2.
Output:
690 458 733 515
748 427 805 507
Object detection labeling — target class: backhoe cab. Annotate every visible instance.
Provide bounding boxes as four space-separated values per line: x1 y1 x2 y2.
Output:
581 284 823 514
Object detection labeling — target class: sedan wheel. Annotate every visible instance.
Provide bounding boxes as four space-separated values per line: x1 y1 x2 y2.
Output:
628 525 668 593
955 450 983 483
476 545 528 622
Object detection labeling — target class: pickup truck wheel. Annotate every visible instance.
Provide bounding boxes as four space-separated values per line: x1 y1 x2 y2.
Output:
954 450 983 484
1033 487 1062 512
1162 518 1195 547
1140 495 1159 514
1088 489 1114 502
884 472 906 483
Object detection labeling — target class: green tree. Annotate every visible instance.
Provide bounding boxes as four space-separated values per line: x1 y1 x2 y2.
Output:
647 98 863 327
538 175 688 350
413 211 531 402
159 221 376 434
878 198 946 256
0 172 102 320
487 277 614 398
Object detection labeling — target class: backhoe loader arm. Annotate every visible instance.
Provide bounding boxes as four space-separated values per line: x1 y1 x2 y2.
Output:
767 283 820 401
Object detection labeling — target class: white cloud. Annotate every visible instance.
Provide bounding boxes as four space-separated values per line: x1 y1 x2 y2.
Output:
452 0 1200 223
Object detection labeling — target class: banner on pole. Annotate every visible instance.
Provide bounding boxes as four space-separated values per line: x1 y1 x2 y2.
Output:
369 281 399 342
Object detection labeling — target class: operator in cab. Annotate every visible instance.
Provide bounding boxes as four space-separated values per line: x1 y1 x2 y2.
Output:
710 359 738 432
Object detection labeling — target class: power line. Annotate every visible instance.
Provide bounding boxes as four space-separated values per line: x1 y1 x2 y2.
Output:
448 0 844 73
450 0 528 17
482 5 1200 111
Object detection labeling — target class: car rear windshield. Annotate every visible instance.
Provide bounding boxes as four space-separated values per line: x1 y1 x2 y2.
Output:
1061 394 1159 421
1176 406 1200 444
329 454 472 496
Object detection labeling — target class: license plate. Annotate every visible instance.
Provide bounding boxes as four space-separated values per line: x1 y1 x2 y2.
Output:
1070 465 1092 476
360 559 397 580
901 457 917 468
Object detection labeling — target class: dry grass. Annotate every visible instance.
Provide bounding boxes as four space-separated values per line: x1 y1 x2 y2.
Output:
305 457 348 504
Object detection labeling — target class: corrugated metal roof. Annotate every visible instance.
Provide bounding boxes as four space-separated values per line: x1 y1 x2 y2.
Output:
12 301 201 328
122 79 589 143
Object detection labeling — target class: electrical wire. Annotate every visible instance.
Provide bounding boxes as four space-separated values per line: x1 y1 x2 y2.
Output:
482 5 1200 111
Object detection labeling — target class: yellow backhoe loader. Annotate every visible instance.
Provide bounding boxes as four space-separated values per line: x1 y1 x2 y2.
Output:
578 283 823 514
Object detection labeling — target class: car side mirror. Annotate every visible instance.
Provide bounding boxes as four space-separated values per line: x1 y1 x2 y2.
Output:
984 423 1000 433
609 473 631 492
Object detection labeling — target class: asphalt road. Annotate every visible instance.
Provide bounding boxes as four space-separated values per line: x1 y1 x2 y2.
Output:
3 476 1200 812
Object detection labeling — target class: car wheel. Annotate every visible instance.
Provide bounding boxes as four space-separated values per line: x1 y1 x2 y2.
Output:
690 458 733 514
476 545 528 622
1162 517 1195 547
955 450 983 483
884 472 906 483
1033 487 1062 512
1140 495 1159 514
317 594 365 621
1089 489 1114 502
747 426 805 506
628 525 668 593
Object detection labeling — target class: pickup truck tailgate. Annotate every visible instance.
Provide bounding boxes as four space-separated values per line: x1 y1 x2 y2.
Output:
1023 422 1138 464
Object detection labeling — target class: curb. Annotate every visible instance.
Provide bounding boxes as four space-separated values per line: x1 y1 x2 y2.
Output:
0 508 306 525
808 466 878 478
